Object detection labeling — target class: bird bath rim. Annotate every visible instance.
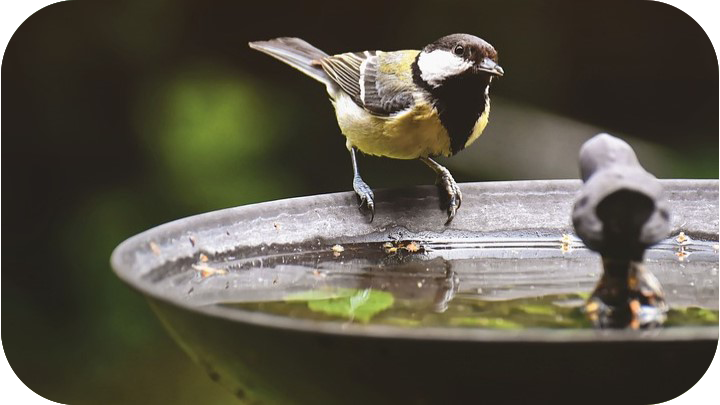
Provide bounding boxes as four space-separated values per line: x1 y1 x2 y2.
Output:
110 179 719 342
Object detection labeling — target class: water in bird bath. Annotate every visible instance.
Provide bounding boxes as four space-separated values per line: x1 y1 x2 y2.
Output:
144 233 718 329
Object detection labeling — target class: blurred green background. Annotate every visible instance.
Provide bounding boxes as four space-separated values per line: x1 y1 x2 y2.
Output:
2 0 717 403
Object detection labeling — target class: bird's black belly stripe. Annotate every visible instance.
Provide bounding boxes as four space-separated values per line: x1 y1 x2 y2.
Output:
430 74 490 155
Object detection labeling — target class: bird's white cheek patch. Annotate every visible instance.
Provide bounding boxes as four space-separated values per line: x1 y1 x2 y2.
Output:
418 50 473 87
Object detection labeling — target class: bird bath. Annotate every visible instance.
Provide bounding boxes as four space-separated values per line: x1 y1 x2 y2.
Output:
111 180 718 404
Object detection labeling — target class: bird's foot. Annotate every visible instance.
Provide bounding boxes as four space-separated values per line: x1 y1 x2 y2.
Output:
353 176 375 222
436 172 462 225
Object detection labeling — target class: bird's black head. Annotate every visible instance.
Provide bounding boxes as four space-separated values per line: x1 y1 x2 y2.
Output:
415 33 503 88
411 34 503 154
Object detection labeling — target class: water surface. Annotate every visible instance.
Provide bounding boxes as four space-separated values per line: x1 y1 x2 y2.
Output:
149 234 719 329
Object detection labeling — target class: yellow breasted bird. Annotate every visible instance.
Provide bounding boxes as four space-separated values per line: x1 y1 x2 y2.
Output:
249 34 503 224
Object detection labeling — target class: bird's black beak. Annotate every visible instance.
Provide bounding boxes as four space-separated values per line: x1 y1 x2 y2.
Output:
476 58 504 76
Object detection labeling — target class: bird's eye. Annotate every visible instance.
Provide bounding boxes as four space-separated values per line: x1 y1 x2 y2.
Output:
453 45 464 56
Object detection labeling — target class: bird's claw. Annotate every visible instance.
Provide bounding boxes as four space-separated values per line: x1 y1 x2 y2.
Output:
353 176 375 222
439 174 462 225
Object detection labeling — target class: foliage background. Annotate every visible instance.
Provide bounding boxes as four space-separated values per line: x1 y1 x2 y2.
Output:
2 0 717 403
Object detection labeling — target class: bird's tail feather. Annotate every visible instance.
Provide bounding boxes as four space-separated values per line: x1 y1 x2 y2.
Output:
249 37 332 86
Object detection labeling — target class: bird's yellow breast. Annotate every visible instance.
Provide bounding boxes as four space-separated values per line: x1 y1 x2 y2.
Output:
464 101 490 149
334 93 452 159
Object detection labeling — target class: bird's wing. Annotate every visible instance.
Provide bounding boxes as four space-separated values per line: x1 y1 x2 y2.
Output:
320 50 418 116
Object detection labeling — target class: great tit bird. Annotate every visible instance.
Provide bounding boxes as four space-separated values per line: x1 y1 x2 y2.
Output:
249 34 503 224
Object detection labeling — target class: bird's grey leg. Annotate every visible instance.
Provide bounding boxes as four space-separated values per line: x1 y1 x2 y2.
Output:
420 157 462 224
350 146 375 221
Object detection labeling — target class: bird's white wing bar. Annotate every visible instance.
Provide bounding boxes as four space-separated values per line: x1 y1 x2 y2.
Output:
320 52 365 100
322 51 414 116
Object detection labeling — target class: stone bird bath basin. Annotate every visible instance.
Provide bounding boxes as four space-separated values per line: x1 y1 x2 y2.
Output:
111 180 718 404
